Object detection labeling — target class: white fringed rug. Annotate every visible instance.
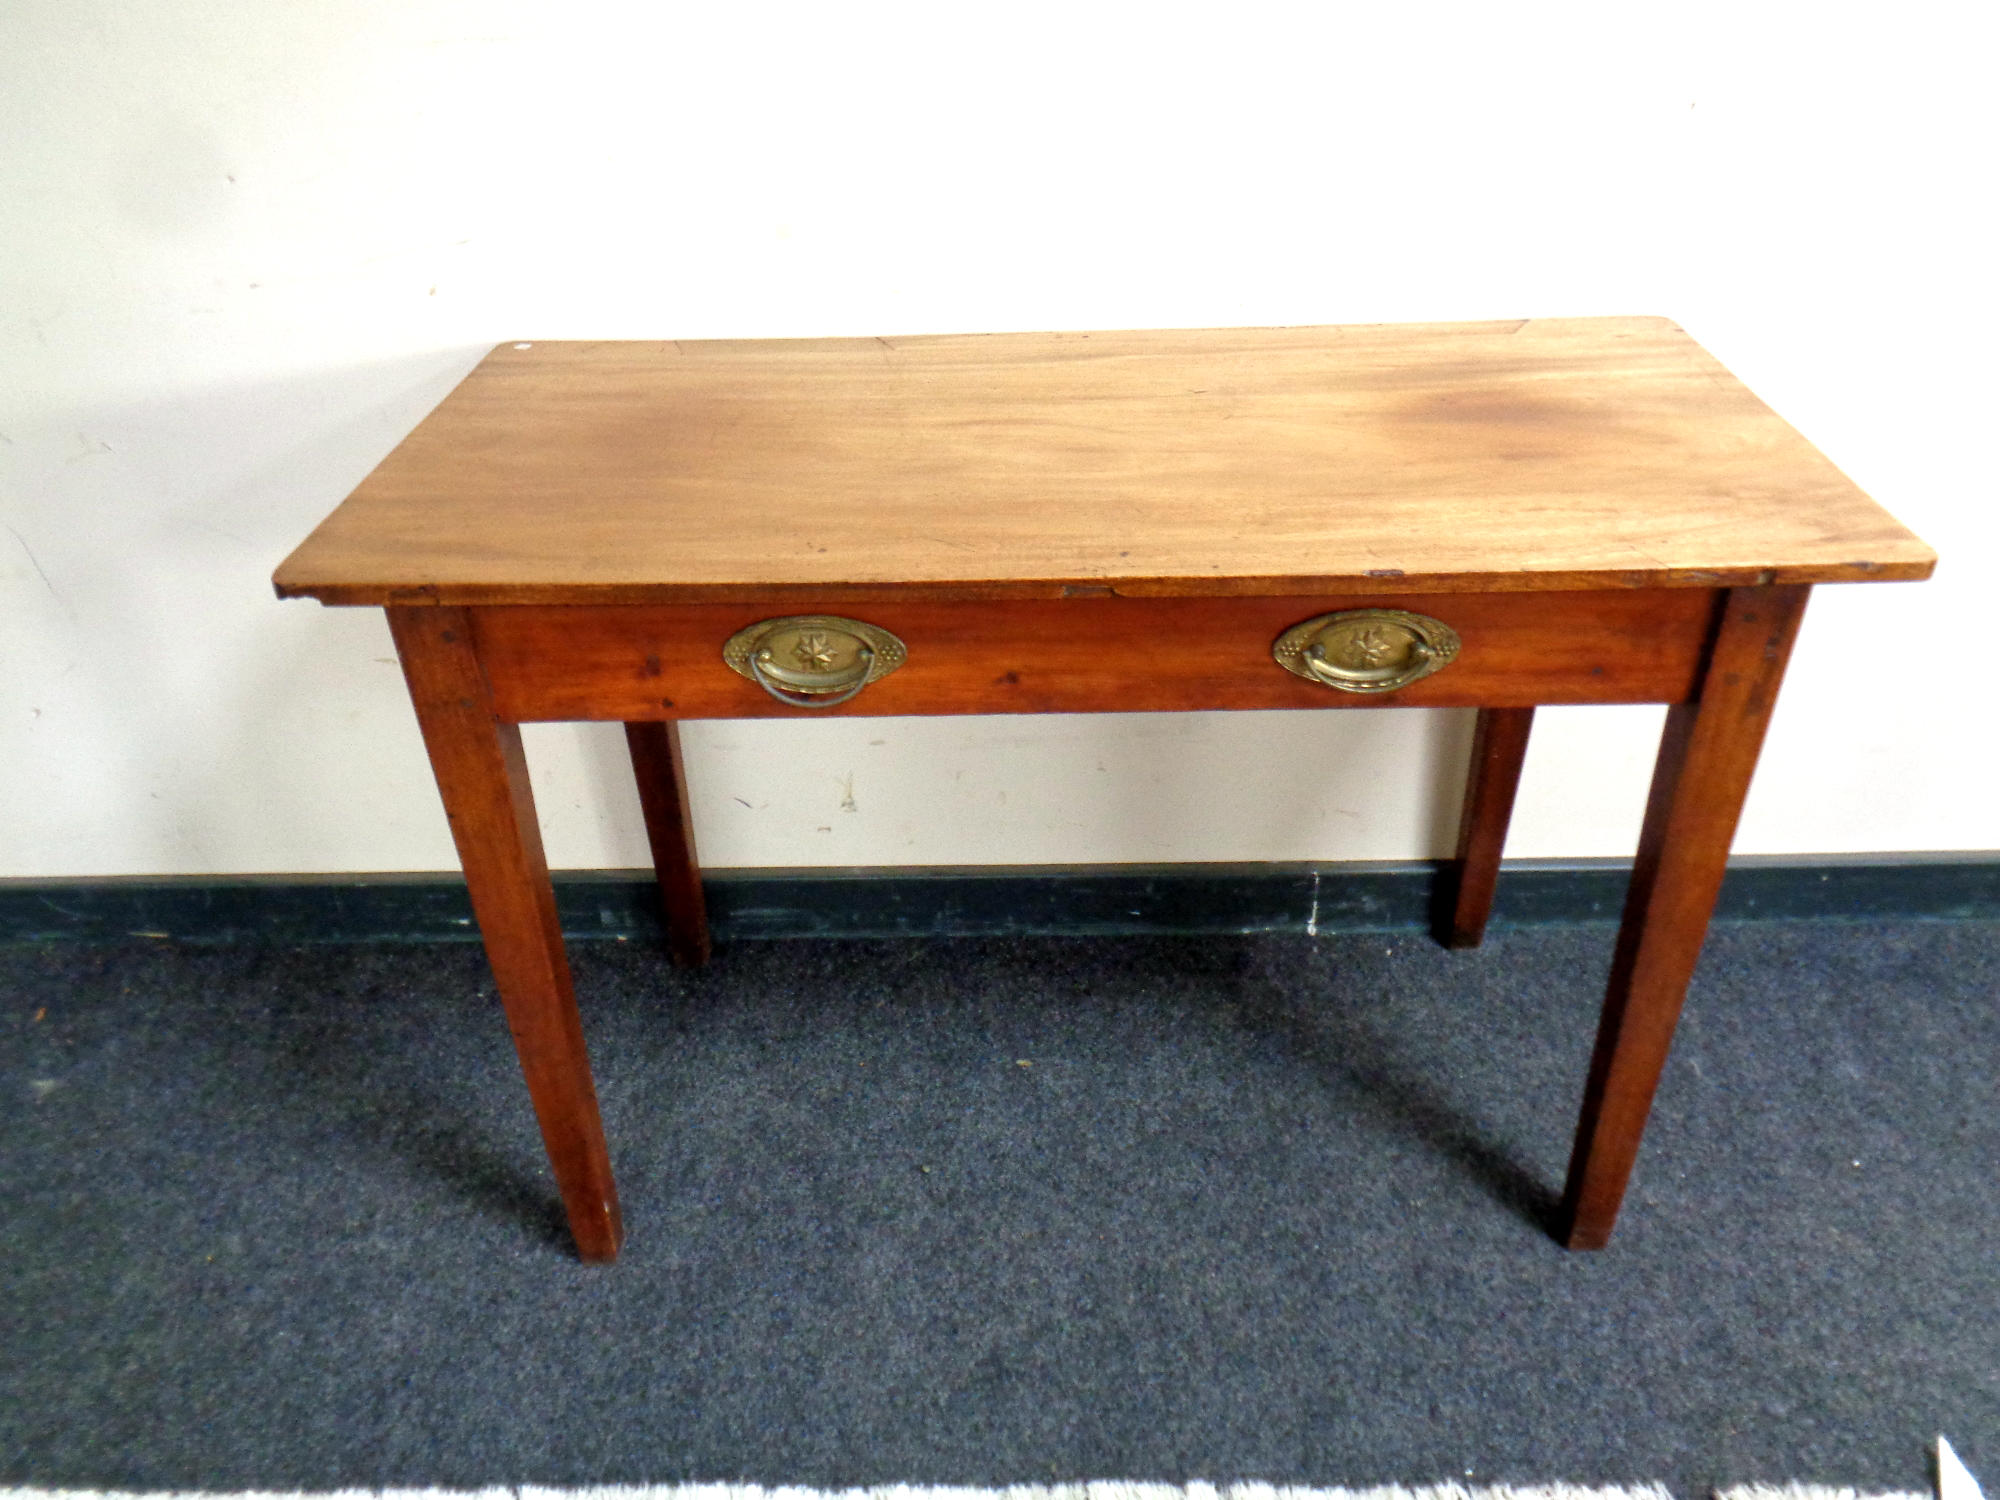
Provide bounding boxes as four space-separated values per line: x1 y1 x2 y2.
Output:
4 1434 1978 1500
1713 1438 1984 1500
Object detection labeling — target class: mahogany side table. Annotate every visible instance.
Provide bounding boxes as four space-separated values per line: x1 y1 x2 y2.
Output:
275 318 1935 1262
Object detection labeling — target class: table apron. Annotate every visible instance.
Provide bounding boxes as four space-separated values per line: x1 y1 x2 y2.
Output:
470 589 1722 722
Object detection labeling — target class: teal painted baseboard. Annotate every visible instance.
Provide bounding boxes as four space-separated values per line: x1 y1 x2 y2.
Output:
2 855 1996 945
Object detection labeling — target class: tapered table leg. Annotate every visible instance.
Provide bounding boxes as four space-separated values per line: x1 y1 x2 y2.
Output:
625 720 711 967
388 606 624 1262
1439 706 1536 948
1559 585 1811 1249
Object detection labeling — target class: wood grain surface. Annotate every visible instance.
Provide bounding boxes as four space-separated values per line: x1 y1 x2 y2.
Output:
274 319 1933 606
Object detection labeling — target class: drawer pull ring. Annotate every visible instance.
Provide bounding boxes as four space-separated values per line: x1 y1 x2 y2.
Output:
723 615 907 708
1273 608 1460 693
749 649 874 708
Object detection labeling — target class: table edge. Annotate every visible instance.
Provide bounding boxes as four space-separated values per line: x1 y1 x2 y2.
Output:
272 555 1936 606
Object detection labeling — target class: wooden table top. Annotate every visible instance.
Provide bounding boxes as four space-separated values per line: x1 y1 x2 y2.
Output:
274 317 1933 606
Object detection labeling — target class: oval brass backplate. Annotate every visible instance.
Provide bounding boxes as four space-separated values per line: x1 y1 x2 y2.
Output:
1273 608 1460 693
723 614 907 697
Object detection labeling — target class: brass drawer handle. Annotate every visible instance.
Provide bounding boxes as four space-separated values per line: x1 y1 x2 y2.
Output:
722 615 907 708
1273 608 1460 693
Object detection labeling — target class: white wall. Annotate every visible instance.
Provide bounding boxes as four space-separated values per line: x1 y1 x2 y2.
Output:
3 0 1993 878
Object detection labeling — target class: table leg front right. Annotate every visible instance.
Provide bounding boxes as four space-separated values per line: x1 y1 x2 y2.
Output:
1558 585 1811 1249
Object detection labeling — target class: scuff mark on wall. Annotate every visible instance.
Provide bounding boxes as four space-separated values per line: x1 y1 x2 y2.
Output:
6 525 66 613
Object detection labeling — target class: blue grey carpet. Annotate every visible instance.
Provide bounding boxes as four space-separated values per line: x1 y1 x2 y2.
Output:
2 922 1995 1493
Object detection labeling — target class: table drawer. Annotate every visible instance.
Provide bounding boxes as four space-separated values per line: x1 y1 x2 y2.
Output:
472 589 1721 722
